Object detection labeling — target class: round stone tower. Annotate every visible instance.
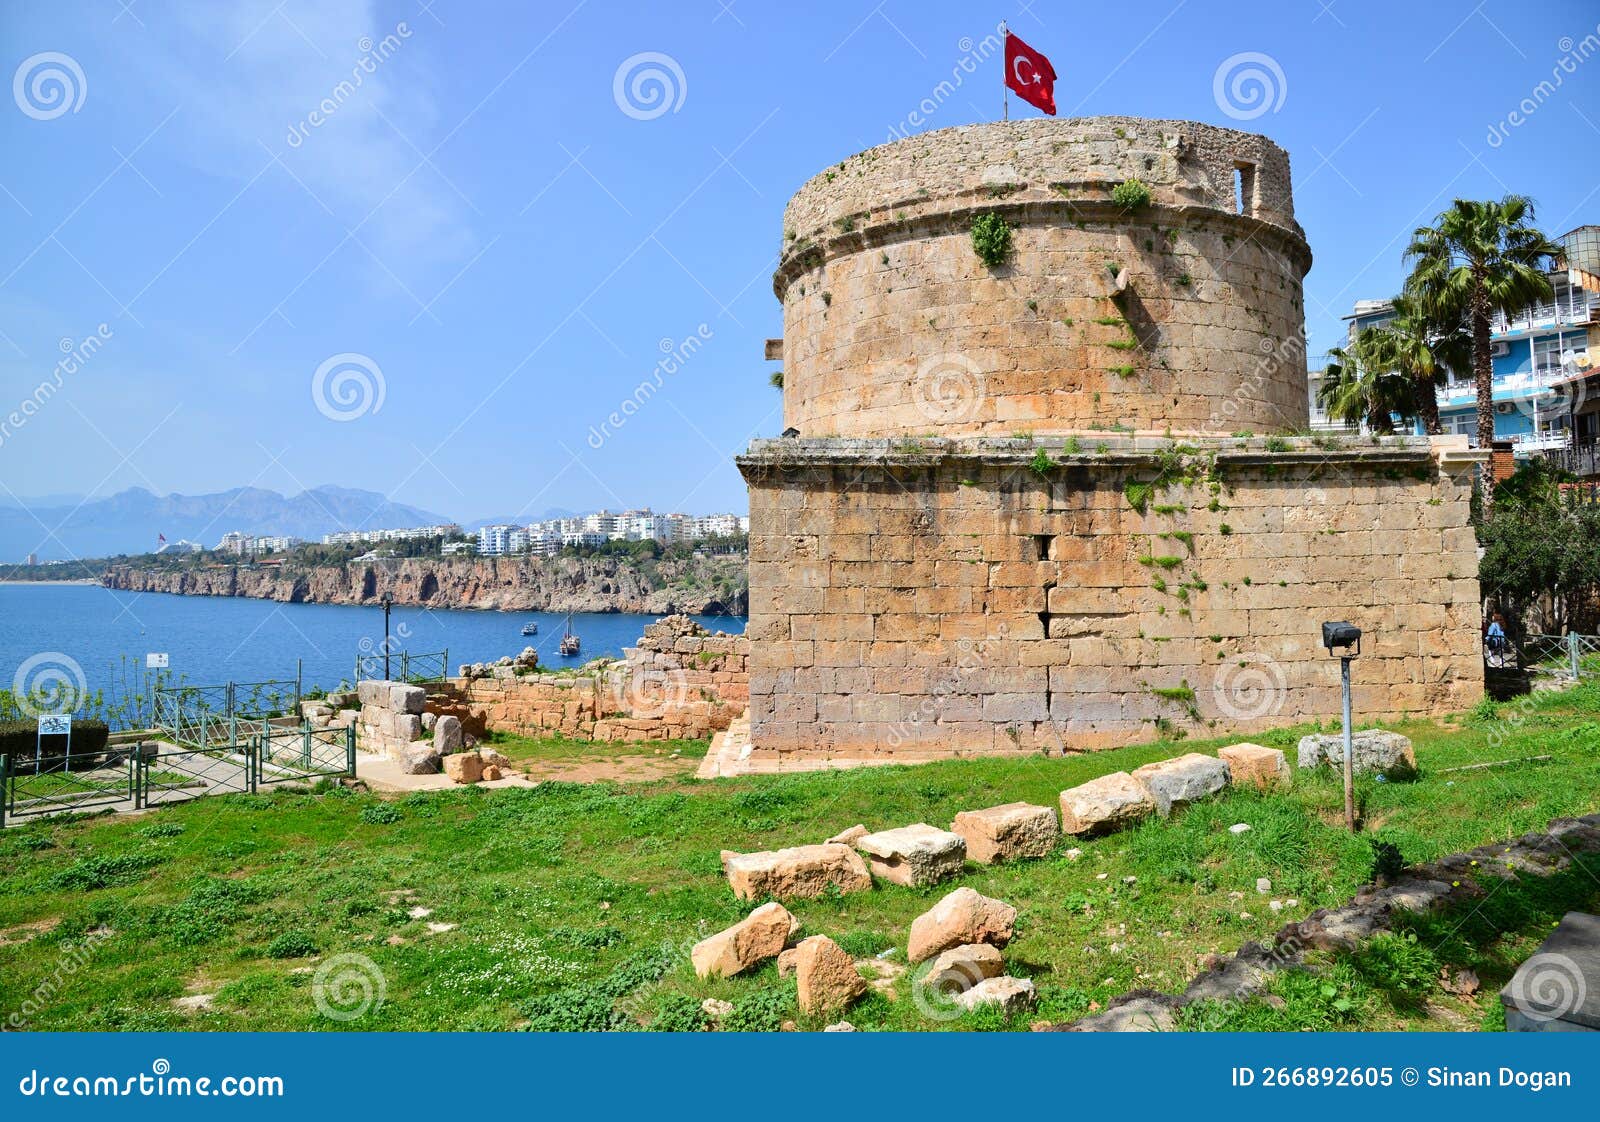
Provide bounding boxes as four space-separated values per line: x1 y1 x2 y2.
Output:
773 117 1312 437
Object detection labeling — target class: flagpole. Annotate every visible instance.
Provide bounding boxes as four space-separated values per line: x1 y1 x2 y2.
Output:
1001 21 1009 121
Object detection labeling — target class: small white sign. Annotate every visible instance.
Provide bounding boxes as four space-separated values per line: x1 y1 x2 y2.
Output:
146 652 170 669
36 713 71 736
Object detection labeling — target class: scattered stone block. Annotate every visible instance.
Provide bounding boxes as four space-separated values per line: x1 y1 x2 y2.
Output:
922 943 1004 992
392 713 422 742
908 887 1017 962
827 824 868 846
442 752 483 785
434 715 463 753
954 976 1036 1016
1296 730 1416 776
1132 753 1231 816
421 711 437 732
479 748 512 770
721 844 872 901
1218 743 1291 791
794 934 867 1014
1059 771 1157 836
951 802 1059 863
691 901 801 979
389 683 426 714
482 765 502 781
398 744 441 775
855 823 966 886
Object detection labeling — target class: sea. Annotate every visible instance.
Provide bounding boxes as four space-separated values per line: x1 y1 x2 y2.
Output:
0 583 744 712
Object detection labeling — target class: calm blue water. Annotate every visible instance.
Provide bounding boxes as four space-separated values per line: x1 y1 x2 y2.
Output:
0 583 744 702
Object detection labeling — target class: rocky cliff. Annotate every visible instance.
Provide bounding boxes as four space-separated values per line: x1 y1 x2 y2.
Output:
102 553 748 615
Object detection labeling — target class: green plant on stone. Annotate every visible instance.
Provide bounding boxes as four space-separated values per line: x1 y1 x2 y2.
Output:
1111 178 1151 210
970 212 1013 268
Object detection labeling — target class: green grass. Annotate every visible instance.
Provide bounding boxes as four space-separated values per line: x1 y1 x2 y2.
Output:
1 685 1598 1032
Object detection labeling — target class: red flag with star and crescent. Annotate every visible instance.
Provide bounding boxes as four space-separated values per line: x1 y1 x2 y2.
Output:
1005 31 1056 116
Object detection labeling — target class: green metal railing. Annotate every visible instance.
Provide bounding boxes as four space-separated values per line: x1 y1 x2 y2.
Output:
255 724 356 786
354 648 447 684
1520 633 1600 679
153 670 302 748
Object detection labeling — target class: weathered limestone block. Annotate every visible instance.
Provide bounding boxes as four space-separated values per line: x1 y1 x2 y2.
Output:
1297 730 1416 775
954 976 1037 1016
1218 743 1291 791
356 679 389 706
951 802 1059 863
721 844 872 901
442 751 483 785
398 744 441 775
908 887 1017 962
434 714 463 753
1059 772 1157 836
922 943 1005 992
391 713 422 743
826 824 868 846
389 683 426 714
691 901 800 979
1131 753 1231 816
855 823 967 886
794 934 867 1014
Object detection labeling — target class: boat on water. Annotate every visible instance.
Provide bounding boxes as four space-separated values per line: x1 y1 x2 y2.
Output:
520 620 538 636
559 610 580 657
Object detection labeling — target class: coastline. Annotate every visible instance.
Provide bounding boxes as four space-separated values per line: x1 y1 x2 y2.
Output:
0 578 100 586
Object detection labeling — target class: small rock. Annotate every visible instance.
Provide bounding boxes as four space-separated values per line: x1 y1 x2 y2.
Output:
481 765 503 781
794 935 867 1014
691 901 801 979
826 824 869 846
823 1021 856 1032
1239 912 1253 920
1122 876 1137 885
1286 898 1299 907
1269 900 1283 913
1096 873 1108 880
1065 847 1083 861
954 976 1037 1016
172 993 214 1014
442 751 482 784
922 943 1004 992
700 998 733 1019
1229 823 1252 835
1255 877 1272 894
426 922 457 934
780 1020 798 1032
407 905 433 919
908 887 1017 962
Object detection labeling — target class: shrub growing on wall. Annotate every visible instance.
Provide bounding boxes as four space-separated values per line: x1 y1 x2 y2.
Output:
970 212 1012 267
1111 177 1152 210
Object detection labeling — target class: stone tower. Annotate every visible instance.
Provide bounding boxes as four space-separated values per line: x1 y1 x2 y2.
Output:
732 118 1484 772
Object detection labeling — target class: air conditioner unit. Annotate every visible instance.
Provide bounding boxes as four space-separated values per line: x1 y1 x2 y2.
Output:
1495 402 1514 414
1490 341 1511 357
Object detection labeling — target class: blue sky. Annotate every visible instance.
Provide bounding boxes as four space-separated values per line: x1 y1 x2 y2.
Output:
1 0 1597 523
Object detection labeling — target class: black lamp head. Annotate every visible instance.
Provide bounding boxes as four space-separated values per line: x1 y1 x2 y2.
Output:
1322 620 1361 656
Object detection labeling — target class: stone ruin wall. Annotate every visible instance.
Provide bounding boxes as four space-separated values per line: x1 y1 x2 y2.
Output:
775 118 1310 439
443 616 749 744
741 437 1484 763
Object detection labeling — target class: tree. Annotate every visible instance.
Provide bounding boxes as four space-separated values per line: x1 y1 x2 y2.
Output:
1359 292 1470 436
1317 333 1412 433
1404 196 1560 504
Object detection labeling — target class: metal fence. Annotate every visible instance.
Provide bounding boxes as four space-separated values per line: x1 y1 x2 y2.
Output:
353 648 448 685
256 724 356 786
153 675 302 748
1 746 134 824
1518 633 1600 679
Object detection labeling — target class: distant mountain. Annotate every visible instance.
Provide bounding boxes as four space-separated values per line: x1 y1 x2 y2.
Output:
0 485 454 562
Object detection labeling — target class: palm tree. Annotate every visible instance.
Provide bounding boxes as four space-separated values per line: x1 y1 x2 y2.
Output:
1360 293 1470 436
1317 332 1413 434
1404 196 1560 502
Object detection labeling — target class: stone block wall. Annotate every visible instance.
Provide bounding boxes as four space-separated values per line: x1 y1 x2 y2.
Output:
773 118 1311 439
444 615 750 744
737 435 1484 765
355 679 428 757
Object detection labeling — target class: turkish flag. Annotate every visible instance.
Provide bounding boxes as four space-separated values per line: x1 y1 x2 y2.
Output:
1005 32 1056 116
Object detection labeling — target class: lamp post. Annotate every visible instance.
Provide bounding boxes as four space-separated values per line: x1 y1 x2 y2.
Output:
1322 621 1362 832
380 592 394 681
